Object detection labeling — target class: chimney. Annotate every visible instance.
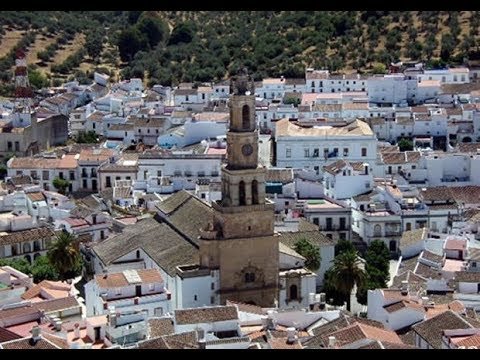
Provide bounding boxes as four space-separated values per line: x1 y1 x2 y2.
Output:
31 326 41 342
74 323 80 339
266 317 276 330
328 336 336 348
401 280 409 295
421 296 429 305
286 327 297 344
54 319 63 331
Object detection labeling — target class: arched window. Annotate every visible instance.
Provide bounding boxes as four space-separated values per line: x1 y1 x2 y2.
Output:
373 224 382 237
239 181 246 206
290 284 298 300
23 242 31 254
33 240 40 252
406 222 412 231
389 240 397 252
251 180 259 205
245 272 255 283
34 253 41 261
242 105 250 130
24 255 31 264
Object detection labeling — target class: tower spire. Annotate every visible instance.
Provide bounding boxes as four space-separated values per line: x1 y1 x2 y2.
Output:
13 48 33 115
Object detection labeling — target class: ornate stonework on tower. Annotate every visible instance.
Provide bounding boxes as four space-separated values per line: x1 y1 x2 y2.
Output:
199 69 279 307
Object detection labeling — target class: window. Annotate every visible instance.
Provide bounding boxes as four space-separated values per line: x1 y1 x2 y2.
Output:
194 295 197 301
339 217 346 230
92 123 96 129
239 181 246 206
149 284 155 291
242 105 250 130
313 218 319 226
361 148 367 157
59 172 64 180
251 180 259 204
304 149 310 158
210 296 215 305
154 307 163 316
343 148 349 157
211 282 215 290
286 148 291 158
473 262 477 268
339 233 346 240
313 148 319 157
7 142 12 151
201 193 206 199
245 273 255 283
69 171 75 180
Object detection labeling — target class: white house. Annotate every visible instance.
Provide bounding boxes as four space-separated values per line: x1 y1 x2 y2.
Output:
303 197 352 242
84 268 171 317
7 155 80 193
134 151 223 194
0 266 32 305
275 118 377 171
322 160 373 200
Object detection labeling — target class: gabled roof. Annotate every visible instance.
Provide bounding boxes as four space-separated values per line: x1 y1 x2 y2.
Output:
147 317 174 338
175 306 238 325
412 310 474 349
399 228 428 250
319 322 403 347
278 230 335 248
92 217 197 277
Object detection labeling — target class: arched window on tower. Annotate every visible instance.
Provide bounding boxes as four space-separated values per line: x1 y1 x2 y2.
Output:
242 104 250 130
251 180 259 205
239 181 246 206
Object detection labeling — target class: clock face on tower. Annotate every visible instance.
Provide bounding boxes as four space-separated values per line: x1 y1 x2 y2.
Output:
242 143 253 156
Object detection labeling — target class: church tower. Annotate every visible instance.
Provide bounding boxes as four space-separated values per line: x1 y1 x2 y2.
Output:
199 69 279 307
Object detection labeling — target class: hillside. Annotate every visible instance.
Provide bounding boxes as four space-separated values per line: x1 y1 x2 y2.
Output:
0 11 479 92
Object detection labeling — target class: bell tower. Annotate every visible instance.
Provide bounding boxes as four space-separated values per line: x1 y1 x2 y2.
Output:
199 69 279 307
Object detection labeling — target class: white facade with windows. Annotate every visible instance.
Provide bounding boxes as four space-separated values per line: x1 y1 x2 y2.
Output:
275 119 377 171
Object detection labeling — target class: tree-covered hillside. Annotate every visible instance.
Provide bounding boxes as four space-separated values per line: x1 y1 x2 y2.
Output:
0 11 479 90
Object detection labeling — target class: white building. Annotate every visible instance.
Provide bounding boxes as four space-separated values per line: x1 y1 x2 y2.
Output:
134 152 223 194
302 197 352 242
275 118 377 171
418 68 470 84
84 268 171 317
7 155 80 193
322 160 373 200
0 266 32 305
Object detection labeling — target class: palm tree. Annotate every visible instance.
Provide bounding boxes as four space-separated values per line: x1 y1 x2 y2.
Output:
331 250 366 312
47 231 79 281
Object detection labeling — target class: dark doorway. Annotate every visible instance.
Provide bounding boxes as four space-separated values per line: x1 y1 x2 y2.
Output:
290 284 298 300
136 285 142 297
92 179 97 192
389 240 397 252
94 327 101 341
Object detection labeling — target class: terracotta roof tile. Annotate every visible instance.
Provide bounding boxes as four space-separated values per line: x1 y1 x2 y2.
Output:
95 269 163 288
413 310 474 349
0 327 22 343
0 336 60 349
0 227 54 246
148 318 174 338
455 271 480 283
175 306 238 325
320 323 403 347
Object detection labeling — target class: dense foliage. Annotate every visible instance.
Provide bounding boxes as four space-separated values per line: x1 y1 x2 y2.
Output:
294 238 321 271
356 240 391 305
0 11 479 89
